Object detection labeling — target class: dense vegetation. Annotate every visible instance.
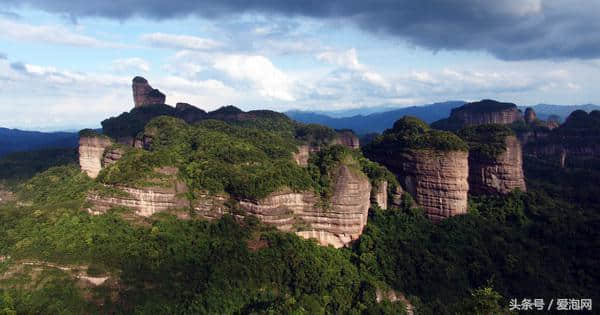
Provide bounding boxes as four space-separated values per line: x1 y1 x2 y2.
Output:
452 99 517 114
0 148 77 189
364 116 468 158
458 124 514 159
1 108 598 314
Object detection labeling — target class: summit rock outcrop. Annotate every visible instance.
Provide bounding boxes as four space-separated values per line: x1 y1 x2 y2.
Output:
132 76 166 107
459 125 526 195
365 117 469 222
432 99 523 131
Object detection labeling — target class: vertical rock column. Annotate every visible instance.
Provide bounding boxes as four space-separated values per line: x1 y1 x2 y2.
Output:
468 136 526 195
79 135 113 178
397 150 469 222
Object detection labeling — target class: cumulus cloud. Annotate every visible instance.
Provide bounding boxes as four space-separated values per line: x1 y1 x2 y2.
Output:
317 48 390 89
213 54 295 101
2 0 599 60
0 18 124 48
111 57 150 73
141 32 222 51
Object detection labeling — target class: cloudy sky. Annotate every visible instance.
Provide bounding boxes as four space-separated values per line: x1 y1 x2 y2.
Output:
1 0 599 130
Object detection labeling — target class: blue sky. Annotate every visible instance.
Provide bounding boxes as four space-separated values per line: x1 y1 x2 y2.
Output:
1 1 599 130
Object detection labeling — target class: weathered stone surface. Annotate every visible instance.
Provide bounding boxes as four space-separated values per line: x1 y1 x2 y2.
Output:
333 130 360 149
390 186 404 208
0 186 14 204
376 150 469 222
102 146 124 167
239 165 371 248
371 180 388 210
293 145 310 166
432 99 523 130
524 107 537 124
132 76 165 108
468 136 526 195
79 136 113 178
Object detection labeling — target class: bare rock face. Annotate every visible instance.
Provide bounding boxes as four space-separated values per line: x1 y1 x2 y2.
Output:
390 186 404 208
87 168 189 217
87 185 188 217
102 146 124 167
379 150 469 222
333 130 360 149
79 135 114 179
371 180 388 210
432 99 523 131
175 103 207 123
0 186 14 204
468 136 526 195
239 165 371 248
293 145 310 166
132 76 166 108
524 107 537 124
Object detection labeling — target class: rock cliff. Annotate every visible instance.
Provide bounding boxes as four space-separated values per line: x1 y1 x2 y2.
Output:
334 130 360 149
132 76 165 107
370 180 388 210
79 133 114 179
365 117 469 222
389 150 468 222
459 125 526 195
240 164 371 248
432 99 523 131
468 136 526 194
524 107 537 124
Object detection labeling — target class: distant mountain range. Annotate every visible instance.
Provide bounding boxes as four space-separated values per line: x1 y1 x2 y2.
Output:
286 102 600 135
0 128 79 157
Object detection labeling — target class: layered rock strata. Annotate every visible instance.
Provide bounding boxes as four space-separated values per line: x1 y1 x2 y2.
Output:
334 130 360 149
377 150 469 222
132 76 165 107
239 164 371 248
79 135 114 178
468 136 526 195
370 180 388 210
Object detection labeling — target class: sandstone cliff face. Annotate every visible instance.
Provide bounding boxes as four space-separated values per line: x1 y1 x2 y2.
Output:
377 150 468 222
239 165 371 248
293 145 310 166
333 131 360 149
468 136 526 195
370 180 388 210
79 136 114 179
132 76 165 107
87 185 188 217
0 186 14 204
453 106 522 126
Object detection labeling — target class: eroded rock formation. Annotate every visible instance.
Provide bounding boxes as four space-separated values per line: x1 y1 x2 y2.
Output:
132 76 165 107
79 135 114 178
432 99 523 131
240 164 371 248
370 180 388 210
334 130 360 149
468 136 526 195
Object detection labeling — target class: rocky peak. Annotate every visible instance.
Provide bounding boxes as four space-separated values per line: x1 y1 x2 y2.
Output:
432 99 523 130
334 130 360 149
365 117 469 222
459 125 526 195
524 107 537 124
175 103 208 123
132 76 166 108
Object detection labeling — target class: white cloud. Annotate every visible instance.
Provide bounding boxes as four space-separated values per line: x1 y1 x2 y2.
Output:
317 48 390 89
0 18 123 48
111 57 150 73
214 54 295 101
141 32 223 51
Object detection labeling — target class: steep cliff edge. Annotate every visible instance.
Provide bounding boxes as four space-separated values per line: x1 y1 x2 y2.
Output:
132 76 165 107
78 131 114 179
526 110 600 167
432 99 523 131
365 117 469 222
459 125 526 195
